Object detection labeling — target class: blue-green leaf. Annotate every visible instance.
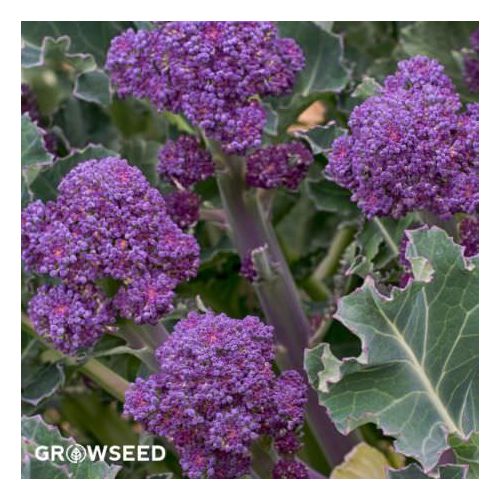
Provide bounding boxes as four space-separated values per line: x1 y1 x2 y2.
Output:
278 22 350 97
74 69 111 106
305 227 478 471
21 415 121 479
22 21 132 66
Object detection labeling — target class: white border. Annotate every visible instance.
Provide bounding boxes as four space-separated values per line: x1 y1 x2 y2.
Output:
2 1 497 497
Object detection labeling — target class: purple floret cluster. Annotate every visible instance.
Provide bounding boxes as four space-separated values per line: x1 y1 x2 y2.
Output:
124 311 307 478
22 157 200 353
246 141 313 190
326 56 479 219
157 135 215 188
459 215 479 257
156 135 210 228
156 135 212 229
272 459 309 479
28 283 115 355
106 22 304 154
163 190 201 230
464 29 479 93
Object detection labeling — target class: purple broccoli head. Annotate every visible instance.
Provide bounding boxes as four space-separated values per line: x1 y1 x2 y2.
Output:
326 56 478 219
124 311 307 478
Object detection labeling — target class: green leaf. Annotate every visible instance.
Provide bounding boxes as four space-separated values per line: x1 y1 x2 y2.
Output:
348 215 416 278
293 121 342 155
305 178 359 217
74 69 111 106
449 432 479 478
30 144 118 201
21 41 43 67
400 22 477 90
22 362 65 407
332 22 399 81
22 115 53 206
22 21 132 66
352 76 382 99
331 442 389 479
305 227 478 471
388 463 468 479
21 332 65 407
278 22 350 97
21 36 95 74
21 414 121 478
389 463 430 479
270 22 350 133
438 464 469 479
275 190 342 263
22 115 53 168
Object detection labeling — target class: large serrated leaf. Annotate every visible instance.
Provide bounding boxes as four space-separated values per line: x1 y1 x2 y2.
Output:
305 227 478 471
21 415 121 478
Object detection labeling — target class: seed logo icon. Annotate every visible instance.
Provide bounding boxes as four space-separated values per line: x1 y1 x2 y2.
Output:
65 444 86 464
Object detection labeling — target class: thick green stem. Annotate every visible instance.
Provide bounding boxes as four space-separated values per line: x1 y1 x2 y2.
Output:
79 359 129 402
312 225 356 282
373 217 400 257
207 142 353 467
303 225 356 300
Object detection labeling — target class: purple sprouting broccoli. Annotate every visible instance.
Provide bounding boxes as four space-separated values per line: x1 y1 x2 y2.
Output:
326 56 479 219
163 190 201 230
272 459 309 479
106 22 304 154
22 157 200 353
124 311 308 478
113 272 177 324
464 29 479 93
157 136 215 189
246 142 313 190
459 215 479 257
28 283 115 355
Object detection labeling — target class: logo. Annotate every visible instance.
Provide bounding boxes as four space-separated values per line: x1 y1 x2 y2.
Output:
65 444 87 463
34 444 167 463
